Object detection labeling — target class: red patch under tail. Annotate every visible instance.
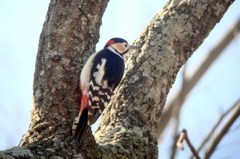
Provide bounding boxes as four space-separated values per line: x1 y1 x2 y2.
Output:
72 84 90 146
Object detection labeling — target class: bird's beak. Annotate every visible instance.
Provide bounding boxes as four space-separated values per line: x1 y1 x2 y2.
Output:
129 45 141 50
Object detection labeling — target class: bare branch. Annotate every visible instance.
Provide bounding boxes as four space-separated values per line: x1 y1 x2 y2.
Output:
203 100 240 159
176 132 185 150
191 99 240 159
177 129 201 159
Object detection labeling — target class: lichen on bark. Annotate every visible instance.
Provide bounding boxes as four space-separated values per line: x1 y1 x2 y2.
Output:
95 0 234 158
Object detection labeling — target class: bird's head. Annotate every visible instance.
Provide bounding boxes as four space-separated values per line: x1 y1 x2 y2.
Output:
104 37 140 57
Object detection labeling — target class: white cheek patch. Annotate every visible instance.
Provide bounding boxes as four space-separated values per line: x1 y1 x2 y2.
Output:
94 58 107 85
107 46 124 59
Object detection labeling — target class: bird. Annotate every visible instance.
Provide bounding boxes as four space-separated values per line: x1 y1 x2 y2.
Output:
72 37 140 146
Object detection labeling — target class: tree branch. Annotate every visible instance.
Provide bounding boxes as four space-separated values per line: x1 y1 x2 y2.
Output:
0 0 235 158
176 129 201 159
95 0 234 158
190 99 240 159
203 100 240 159
157 17 240 139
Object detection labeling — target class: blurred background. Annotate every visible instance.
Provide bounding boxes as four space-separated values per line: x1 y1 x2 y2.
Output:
0 1 239 158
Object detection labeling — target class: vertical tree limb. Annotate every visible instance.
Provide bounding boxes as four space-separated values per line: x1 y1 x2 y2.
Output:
18 0 109 158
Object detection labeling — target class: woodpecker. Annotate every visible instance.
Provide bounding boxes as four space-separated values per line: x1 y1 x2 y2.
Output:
72 37 140 146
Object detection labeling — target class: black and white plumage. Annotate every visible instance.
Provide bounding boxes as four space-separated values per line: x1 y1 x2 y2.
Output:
72 37 140 146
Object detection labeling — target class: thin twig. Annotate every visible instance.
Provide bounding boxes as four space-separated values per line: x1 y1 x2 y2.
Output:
176 131 185 150
203 101 240 159
177 129 201 159
190 99 240 159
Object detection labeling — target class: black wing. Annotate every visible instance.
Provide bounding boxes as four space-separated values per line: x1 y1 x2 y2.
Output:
88 49 124 125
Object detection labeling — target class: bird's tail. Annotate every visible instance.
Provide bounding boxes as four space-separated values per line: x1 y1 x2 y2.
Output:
72 108 90 146
72 91 90 146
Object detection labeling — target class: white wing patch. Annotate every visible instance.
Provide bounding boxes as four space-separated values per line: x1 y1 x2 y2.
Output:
93 58 107 86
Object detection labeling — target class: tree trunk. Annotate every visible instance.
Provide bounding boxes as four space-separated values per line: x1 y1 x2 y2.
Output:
0 0 234 158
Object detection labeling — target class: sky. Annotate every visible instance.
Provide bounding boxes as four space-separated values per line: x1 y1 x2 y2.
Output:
0 0 240 159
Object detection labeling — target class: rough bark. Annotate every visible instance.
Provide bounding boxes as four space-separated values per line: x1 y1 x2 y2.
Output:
1 0 109 158
157 18 240 140
0 0 234 158
95 0 234 158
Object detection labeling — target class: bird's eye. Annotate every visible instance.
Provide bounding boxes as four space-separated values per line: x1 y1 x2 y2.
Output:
124 43 128 48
